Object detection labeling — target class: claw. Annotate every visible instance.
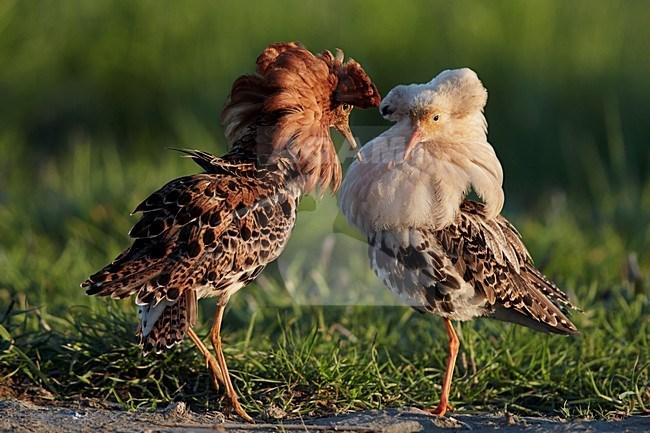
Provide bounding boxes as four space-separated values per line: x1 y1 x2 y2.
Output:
426 402 451 417
231 398 254 423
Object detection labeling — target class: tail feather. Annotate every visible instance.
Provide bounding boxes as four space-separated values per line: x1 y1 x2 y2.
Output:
525 264 577 313
139 290 197 354
82 240 167 299
494 267 579 336
493 304 578 335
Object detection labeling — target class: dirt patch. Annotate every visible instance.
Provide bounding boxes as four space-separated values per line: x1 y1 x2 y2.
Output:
0 399 648 433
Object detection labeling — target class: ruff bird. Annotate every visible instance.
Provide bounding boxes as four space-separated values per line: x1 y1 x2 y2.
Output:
339 68 578 416
82 42 380 421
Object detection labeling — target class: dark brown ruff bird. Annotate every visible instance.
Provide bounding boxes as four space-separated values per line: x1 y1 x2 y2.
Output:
339 68 577 417
82 42 380 421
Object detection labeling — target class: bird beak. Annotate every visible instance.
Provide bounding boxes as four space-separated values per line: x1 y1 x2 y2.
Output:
403 124 423 160
336 123 363 162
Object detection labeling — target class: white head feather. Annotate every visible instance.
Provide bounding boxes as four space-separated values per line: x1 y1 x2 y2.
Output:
379 83 424 121
340 68 504 233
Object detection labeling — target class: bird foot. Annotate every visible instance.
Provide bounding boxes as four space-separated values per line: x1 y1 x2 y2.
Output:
425 402 452 417
227 396 254 423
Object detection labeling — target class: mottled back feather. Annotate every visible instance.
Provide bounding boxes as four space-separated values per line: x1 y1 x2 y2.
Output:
369 200 578 335
83 153 300 349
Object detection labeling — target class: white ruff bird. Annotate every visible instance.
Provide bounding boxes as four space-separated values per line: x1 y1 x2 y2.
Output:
339 68 578 416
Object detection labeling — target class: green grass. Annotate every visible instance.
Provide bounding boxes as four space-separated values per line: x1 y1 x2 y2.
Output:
1 0 649 421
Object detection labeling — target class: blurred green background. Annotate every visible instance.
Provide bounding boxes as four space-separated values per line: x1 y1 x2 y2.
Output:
0 0 649 416
3 0 649 196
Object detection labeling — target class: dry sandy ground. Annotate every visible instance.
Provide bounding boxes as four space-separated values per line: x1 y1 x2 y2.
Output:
1 399 648 433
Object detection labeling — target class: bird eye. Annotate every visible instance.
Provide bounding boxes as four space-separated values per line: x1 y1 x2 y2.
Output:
433 114 440 121
342 103 352 112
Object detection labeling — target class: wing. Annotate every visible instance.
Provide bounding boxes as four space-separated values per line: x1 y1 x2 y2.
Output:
369 200 578 335
82 152 297 307
441 200 578 334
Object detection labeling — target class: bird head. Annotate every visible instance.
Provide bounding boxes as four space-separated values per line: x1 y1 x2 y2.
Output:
381 68 489 161
222 42 380 193
320 48 381 159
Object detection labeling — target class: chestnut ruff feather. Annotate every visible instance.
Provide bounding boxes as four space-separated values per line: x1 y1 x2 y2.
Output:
222 42 380 193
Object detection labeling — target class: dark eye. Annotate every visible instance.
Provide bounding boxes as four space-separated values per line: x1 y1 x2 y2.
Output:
342 103 352 112
433 114 440 121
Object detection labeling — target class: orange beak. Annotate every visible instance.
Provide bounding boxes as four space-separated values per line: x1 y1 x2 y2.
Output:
403 123 423 160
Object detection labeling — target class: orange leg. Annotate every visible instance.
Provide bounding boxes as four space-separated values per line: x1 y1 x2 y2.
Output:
187 327 224 391
210 302 254 423
427 318 459 417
